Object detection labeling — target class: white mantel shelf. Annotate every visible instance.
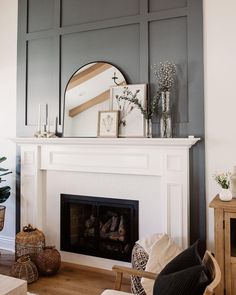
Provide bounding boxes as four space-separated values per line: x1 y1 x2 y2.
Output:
15 136 200 269
14 137 200 148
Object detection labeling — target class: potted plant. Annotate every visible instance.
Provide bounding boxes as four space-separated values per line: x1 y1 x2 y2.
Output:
213 172 232 201
0 156 12 230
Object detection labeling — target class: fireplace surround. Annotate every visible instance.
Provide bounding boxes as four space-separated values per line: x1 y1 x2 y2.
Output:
15 137 199 269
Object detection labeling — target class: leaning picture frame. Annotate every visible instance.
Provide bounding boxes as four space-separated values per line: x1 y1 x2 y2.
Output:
97 110 119 137
110 84 147 137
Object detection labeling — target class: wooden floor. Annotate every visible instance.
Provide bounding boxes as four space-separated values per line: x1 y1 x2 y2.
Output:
0 250 131 295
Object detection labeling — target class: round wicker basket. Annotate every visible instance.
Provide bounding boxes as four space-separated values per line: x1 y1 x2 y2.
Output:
10 255 38 283
35 246 61 275
15 224 45 261
0 205 6 231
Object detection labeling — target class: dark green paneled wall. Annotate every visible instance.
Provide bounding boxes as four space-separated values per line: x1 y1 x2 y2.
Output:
17 0 205 250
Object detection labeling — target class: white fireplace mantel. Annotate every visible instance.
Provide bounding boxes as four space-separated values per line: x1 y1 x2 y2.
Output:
15 137 199 147
15 137 199 269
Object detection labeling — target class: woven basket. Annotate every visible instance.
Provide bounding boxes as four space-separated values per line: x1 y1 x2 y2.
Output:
0 205 6 231
10 255 38 284
15 224 45 261
35 246 61 275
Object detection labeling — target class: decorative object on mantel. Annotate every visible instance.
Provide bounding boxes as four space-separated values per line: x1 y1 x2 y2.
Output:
10 255 38 284
213 172 232 201
15 224 45 261
112 84 159 138
34 130 57 138
63 61 127 138
152 61 177 138
34 103 57 138
111 84 147 137
34 246 61 275
97 110 119 137
55 116 63 137
0 156 12 231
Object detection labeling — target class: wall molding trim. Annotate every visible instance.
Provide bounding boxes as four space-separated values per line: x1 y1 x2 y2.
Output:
17 0 205 250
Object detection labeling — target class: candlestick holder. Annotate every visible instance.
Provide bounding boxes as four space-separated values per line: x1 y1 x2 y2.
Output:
34 124 57 138
34 130 57 138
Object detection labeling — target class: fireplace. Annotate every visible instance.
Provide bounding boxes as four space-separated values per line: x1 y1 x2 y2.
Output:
15 137 199 269
60 194 139 262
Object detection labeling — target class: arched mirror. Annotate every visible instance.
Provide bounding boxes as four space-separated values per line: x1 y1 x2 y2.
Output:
63 62 127 137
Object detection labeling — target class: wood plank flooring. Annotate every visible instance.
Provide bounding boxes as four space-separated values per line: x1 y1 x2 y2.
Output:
0 250 131 295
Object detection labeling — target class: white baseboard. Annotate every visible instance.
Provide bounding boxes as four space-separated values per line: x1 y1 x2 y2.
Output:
0 235 15 252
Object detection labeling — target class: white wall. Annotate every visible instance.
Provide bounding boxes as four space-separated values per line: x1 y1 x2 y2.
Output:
204 0 236 249
0 0 18 250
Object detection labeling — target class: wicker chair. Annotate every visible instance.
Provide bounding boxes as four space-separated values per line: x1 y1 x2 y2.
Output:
101 250 221 295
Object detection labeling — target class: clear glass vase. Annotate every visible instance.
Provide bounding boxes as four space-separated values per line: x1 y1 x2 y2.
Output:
160 91 172 138
160 113 172 138
145 118 152 138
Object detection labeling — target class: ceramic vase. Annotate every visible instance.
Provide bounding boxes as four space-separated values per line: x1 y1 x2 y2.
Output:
219 188 232 201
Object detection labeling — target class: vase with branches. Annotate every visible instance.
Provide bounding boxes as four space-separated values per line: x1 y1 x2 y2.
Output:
152 61 176 137
0 156 12 230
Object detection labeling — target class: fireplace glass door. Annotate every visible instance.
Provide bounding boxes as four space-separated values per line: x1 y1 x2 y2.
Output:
61 194 138 262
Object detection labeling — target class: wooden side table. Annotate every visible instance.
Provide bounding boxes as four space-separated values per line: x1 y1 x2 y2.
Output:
0 274 27 295
210 195 236 295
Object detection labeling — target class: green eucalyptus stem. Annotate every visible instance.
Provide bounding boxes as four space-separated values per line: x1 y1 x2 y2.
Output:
0 157 12 203
115 87 161 121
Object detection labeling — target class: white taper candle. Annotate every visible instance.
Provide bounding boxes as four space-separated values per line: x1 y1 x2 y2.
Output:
46 103 48 126
38 104 41 133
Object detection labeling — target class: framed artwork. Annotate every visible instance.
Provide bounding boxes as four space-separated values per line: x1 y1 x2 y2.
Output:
110 84 147 137
97 110 119 137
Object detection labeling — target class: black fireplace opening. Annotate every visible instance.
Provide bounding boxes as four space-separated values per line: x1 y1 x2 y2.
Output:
60 194 139 262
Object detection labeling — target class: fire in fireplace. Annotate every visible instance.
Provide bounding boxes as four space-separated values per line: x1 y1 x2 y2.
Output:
60 194 139 262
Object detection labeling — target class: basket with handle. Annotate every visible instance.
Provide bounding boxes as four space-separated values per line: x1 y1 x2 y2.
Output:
15 224 45 261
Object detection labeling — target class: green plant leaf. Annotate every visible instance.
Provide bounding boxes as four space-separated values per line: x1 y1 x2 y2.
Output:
0 186 11 203
0 171 12 177
0 157 7 164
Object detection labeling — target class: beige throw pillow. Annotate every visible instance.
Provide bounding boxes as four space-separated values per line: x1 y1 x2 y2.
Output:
141 234 181 295
136 233 165 254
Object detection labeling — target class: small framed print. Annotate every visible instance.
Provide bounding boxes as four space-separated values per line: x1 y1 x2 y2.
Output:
97 111 119 137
